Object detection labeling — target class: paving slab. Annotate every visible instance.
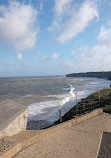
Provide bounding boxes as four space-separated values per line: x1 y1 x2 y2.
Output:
13 113 111 158
0 130 43 158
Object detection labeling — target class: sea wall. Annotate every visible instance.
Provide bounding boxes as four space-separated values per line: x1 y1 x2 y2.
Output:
0 109 28 138
47 108 103 134
23 109 103 148
0 108 103 158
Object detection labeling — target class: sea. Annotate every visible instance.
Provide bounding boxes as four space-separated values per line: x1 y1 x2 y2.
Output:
0 76 111 129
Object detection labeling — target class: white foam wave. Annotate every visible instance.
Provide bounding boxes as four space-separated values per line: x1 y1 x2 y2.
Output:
23 95 33 97
59 85 75 105
28 84 76 121
62 87 70 91
28 85 94 128
28 100 61 121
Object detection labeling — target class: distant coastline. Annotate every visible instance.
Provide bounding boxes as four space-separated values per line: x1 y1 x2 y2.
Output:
66 71 111 80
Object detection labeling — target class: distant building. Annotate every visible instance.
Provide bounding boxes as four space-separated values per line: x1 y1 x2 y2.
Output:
0 99 28 138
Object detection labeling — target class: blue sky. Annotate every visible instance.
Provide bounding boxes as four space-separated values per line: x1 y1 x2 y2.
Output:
0 0 111 77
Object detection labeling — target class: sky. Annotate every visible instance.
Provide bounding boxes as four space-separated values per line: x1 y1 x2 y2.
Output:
0 0 111 77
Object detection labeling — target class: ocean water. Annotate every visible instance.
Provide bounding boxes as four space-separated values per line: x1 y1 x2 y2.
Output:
0 76 111 129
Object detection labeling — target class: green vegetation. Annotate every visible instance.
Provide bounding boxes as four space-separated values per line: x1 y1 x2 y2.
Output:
54 88 111 125
66 71 111 80
87 88 111 106
103 106 111 114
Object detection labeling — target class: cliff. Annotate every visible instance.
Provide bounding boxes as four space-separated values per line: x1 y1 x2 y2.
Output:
66 71 111 80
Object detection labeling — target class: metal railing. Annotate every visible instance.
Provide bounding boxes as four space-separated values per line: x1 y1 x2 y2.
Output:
59 90 111 122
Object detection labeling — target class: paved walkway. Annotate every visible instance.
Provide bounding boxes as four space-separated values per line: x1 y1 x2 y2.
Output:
13 113 111 158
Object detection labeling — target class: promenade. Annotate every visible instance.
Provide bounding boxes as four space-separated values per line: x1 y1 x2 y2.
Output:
1 109 111 158
13 112 111 158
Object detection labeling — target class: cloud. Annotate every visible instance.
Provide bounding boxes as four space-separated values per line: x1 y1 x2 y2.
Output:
98 26 111 45
42 53 59 61
70 25 111 72
51 53 59 59
39 1 44 12
42 55 49 61
3 62 15 67
0 1 38 59
17 53 22 60
2 61 30 69
54 0 73 16
0 61 31 77
20 62 30 68
57 0 98 43
48 0 72 31
71 46 89 55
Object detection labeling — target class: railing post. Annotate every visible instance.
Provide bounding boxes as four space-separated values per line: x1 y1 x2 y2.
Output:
59 109 62 122
98 89 100 108
75 91 77 122
83 101 85 113
110 93 111 105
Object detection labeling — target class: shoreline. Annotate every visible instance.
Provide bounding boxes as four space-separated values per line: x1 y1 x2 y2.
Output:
54 87 111 126
26 91 93 130
27 87 111 130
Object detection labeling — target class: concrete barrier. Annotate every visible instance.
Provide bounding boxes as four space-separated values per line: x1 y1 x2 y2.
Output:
0 108 103 158
96 132 103 157
0 99 28 138
42 108 103 137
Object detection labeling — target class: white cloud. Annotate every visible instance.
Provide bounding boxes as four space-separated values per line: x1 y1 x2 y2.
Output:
39 1 44 12
17 53 22 60
0 61 31 77
51 53 59 60
71 46 89 55
57 0 98 43
54 0 73 16
48 0 72 31
42 55 49 61
98 26 111 45
20 62 30 68
42 53 59 61
70 25 111 72
0 1 38 59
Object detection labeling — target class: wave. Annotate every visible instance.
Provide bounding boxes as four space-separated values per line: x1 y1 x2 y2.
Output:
27 84 96 130
28 84 76 121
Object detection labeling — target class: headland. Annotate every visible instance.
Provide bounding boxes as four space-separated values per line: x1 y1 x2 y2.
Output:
66 71 111 80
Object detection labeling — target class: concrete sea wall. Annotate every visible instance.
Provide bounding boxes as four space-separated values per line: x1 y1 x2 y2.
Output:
0 109 28 138
0 108 103 158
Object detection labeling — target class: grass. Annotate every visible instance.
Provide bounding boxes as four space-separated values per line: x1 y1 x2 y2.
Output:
103 106 111 114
